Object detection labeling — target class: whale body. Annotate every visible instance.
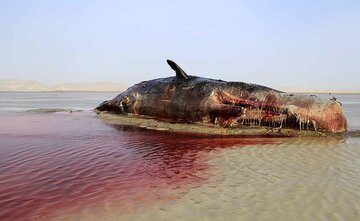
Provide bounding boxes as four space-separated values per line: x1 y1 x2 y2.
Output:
96 60 347 133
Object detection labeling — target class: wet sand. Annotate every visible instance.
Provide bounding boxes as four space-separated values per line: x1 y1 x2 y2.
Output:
96 111 333 137
0 111 359 220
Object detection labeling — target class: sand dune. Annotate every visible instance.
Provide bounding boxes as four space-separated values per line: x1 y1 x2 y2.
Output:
1 79 359 94
0 79 128 92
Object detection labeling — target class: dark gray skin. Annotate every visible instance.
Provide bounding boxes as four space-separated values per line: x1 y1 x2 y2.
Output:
96 60 347 133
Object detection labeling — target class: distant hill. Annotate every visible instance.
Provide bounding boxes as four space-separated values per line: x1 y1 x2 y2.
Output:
279 87 360 94
0 79 128 92
1 79 358 94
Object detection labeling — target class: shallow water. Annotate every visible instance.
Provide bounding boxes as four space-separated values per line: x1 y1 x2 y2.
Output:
0 92 118 113
0 92 359 220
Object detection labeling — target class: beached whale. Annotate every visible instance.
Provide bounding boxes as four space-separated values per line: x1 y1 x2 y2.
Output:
96 60 347 134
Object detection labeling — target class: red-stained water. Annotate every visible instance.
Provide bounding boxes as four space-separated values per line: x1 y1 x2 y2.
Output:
0 112 277 221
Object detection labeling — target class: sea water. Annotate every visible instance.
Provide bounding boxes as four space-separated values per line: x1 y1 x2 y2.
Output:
0 92 359 221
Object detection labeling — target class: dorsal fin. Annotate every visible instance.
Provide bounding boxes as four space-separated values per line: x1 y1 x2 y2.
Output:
166 59 189 80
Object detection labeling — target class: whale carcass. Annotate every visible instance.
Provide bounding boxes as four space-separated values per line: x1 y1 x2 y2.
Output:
95 60 347 135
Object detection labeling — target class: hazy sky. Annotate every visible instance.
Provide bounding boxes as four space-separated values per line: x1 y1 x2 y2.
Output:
1 0 359 90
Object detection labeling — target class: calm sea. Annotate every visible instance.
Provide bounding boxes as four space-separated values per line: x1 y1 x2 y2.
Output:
0 92 359 221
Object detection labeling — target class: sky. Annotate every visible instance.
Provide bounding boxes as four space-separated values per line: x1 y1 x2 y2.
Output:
0 0 359 91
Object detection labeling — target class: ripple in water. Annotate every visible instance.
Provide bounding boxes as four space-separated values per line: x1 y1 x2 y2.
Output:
0 112 276 220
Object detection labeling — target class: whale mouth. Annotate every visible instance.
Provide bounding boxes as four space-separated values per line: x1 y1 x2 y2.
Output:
214 103 317 131
211 91 346 132
213 99 316 131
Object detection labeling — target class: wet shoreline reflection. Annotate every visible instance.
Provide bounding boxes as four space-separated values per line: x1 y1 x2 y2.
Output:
0 113 277 221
